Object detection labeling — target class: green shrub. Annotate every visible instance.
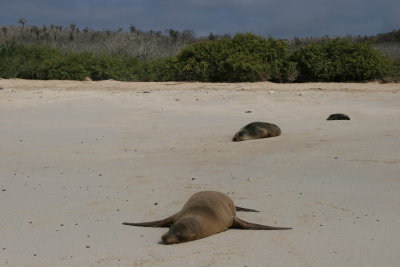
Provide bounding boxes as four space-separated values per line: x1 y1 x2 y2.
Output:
139 57 179 81
85 53 138 81
0 41 61 79
40 52 141 81
228 34 290 82
381 58 400 82
39 52 90 80
175 33 293 82
291 39 392 81
0 41 142 81
176 38 231 81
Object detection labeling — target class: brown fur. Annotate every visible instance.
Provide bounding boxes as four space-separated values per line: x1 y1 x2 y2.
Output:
123 191 291 244
232 122 281 142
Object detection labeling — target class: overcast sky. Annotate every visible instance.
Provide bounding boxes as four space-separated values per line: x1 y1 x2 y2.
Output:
0 0 399 38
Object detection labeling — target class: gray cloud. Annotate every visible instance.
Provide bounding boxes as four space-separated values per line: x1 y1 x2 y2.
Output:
0 0 399 38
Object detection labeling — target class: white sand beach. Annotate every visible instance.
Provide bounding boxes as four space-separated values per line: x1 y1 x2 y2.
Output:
1 79 400 266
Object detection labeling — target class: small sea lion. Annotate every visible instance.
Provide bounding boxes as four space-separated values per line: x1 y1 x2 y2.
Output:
123 191 291 244
232 122 281 142
327 113 350 120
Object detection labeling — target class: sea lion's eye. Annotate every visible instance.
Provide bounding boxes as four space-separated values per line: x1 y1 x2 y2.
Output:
175 232 186 241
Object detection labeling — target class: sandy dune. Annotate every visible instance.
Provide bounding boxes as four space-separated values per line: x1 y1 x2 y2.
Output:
1 79 400 266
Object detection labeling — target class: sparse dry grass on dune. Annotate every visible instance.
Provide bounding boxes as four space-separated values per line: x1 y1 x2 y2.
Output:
0 79 400 266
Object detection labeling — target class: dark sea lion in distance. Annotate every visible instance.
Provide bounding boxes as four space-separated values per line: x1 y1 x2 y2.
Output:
123 191 292 244
232 122 281 142
327 113 350 120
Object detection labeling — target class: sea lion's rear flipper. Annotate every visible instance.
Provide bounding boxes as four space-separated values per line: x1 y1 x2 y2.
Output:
123 214 175 228
235 206 259 212
232 217 292 230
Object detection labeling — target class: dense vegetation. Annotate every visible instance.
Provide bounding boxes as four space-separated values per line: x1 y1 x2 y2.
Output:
1 22 399 82
290 39 392 82
174 34 296 82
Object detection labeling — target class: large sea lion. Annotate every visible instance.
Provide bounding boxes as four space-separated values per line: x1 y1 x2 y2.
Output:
232 122 281 142
123 191 291 244
327 113 350 120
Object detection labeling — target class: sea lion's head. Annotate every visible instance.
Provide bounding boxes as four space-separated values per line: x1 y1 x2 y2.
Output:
232 130 250 142
161 217 199 244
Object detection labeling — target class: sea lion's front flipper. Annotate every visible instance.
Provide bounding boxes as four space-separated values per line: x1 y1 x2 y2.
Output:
123 214 175 227
232 217 292 230
235 206 259 212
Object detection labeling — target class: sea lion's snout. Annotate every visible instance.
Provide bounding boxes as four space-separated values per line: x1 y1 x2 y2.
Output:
161 232 179 244
232 131 245 142
162 219 198 244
